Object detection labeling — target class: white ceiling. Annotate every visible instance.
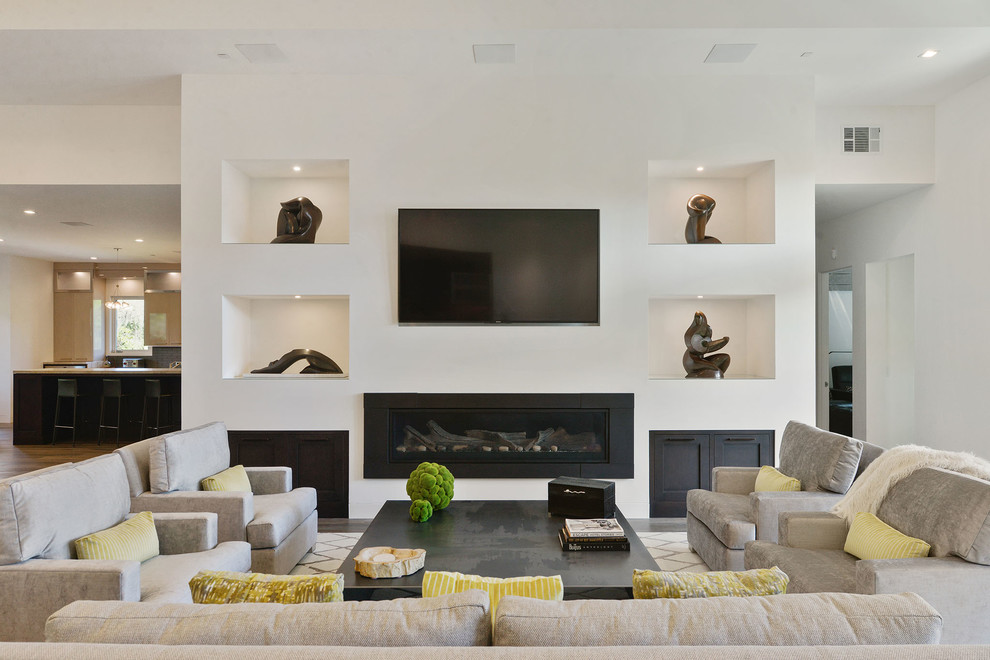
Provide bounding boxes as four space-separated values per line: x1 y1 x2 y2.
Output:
3 1 990 261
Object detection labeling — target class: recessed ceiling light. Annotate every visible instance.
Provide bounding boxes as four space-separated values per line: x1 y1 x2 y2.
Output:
292 165 302 172
0 238 4 242
90 256 98 260
23 209 35 215
697 295 704 299
135 238 144 242
696 166 704 172
294 295 302 299
919 49 939 58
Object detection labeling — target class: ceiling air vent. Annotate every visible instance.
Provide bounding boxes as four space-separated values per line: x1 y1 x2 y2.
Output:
843 126 881 153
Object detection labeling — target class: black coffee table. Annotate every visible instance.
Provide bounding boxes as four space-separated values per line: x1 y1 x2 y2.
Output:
341 500 657 600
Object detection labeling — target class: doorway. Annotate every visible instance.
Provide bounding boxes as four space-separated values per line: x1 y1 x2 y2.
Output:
825 268 853 435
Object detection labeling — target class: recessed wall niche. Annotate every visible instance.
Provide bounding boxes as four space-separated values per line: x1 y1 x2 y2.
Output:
221 295 349 379
648 160 775 244
648 295 775 379
221 159 349 244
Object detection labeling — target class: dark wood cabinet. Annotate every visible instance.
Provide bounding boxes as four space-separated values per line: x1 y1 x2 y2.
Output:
650 429 774 517
227 430 349 518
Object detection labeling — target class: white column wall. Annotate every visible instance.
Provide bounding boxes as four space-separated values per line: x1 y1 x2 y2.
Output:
181 73 818 517
817 73 990 454
0 256 53 423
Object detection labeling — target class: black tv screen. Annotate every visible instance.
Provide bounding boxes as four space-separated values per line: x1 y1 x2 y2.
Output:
398 209 600 325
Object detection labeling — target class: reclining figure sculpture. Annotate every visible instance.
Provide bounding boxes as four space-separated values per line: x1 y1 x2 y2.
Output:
251 348 342 374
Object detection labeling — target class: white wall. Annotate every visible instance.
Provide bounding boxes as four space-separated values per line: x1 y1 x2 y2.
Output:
181 72 817 517
817 73 990 454
816 106 934 185
0 255 53 423
0 106 179 184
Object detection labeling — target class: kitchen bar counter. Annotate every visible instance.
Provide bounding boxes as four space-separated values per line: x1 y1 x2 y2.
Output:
13 370 181 445
15 368 180 375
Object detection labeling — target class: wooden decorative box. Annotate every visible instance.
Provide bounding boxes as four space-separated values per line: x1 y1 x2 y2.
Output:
548 477 616 518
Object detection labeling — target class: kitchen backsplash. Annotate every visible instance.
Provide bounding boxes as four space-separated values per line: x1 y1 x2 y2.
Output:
106 346 181 368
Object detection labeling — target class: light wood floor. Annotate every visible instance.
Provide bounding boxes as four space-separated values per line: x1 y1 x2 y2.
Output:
0 425 685 533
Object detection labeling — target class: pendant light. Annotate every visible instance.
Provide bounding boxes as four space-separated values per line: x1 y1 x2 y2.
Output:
104 248 131 310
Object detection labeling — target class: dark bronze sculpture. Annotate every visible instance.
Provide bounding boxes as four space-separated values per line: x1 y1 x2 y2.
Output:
685 194 720 244
251 348 342 374
683 311 730 378
271 197 322 243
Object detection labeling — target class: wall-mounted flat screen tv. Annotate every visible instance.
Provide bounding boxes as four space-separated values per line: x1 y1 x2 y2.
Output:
398 208 600 325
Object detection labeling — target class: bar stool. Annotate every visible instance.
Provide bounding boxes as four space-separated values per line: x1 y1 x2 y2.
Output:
51 378 80 446
97 378 127 446
140 379 176 439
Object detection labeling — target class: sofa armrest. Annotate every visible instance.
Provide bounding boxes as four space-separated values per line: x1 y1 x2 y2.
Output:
712 466 759 495
778 511 848 549
144 512 218 554
0 559 140 642
244 466 292 494
857 556 990 644
131 491 253 544
750 491 843 542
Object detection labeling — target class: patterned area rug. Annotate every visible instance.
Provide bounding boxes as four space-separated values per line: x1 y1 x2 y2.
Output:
291 531 709 575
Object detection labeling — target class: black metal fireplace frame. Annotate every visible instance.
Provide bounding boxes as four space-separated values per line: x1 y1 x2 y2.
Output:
363 392 633 479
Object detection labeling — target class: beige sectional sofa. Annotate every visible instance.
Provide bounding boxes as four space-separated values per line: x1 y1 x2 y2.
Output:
0 453 251 642
42 590 944 648
746 466 990 644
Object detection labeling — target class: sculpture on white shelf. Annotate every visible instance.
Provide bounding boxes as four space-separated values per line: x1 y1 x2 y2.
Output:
682 311 730 378
250 348 341 374
271 196 322 243
685 193 720 244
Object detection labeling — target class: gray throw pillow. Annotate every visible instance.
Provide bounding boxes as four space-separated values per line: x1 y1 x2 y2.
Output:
778 420 863 494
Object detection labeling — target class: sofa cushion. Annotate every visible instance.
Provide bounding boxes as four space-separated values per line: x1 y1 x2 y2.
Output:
778 420 863 494
45 591 493 646
877 467 990 565
138 541 252 603
247 489 317 548
493 591 941 646
149 422 231 494
75 511 159 562
201 465 252 492
744 541 858 593
632 566 788 599
843 512 930 561
754 466 801 492
0 454 130 564
189 570 343 604
685 490 754 549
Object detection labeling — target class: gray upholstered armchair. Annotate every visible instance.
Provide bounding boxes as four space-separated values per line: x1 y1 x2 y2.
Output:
114 421 317 574
0 453 250 641
685 420 883 571
745 467 990 644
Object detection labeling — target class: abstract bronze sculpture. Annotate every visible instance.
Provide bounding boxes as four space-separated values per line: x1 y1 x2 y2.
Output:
271 197 322 243
251 348 342 374
683 311 730 378
685 194 720 244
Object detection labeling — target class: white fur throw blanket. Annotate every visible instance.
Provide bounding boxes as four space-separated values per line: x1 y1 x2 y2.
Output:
832 444 990 523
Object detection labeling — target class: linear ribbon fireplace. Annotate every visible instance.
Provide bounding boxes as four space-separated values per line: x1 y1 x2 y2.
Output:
364 393 633 479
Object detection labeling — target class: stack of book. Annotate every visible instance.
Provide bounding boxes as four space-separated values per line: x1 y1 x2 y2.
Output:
558 518 630 551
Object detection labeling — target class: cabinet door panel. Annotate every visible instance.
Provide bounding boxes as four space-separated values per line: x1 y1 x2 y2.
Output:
713 432 773 468
53 291 93 361
650 432 710 517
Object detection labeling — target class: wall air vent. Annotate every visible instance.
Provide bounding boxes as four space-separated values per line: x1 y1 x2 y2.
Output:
843 126 881 153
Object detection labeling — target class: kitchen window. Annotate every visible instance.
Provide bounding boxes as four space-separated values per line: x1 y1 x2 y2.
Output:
110 298 149 353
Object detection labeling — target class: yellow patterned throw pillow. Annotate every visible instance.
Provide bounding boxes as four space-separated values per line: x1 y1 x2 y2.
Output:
200 465 252 492
75 511 159 562
189 570 344 604
632 566 789 599
754 465 801 492
422 570 563 617
843 511 931 560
